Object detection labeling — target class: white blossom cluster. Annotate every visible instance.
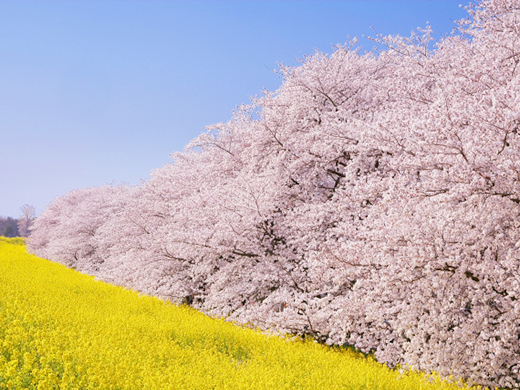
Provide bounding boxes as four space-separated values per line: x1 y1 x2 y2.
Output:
29 0 520 387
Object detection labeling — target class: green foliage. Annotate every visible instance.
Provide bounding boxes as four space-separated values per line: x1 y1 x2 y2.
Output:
0 237 24 245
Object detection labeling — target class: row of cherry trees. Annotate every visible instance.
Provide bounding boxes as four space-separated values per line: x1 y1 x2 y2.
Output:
29 0 520 387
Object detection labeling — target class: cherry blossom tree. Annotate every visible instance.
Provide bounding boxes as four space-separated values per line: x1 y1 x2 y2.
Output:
17 204 35 237
28 0 520 387
28 185 134 273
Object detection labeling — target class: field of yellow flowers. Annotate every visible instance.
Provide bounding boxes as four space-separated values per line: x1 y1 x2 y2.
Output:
0 237 485 390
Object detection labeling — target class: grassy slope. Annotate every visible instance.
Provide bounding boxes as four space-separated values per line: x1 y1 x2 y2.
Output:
0 238 484 389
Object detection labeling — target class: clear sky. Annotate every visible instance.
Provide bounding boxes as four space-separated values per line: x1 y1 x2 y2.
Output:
0 0 470 218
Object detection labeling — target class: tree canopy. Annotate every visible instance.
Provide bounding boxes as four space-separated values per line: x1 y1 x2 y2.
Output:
28 1 520 387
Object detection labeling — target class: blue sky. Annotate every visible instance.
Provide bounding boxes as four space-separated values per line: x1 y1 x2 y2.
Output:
0 0 470 218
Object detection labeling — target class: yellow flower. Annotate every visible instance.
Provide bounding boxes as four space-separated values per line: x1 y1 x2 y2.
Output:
0 238 483 390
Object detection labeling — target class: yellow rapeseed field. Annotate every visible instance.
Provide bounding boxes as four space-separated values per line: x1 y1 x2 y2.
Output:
0 237 487 390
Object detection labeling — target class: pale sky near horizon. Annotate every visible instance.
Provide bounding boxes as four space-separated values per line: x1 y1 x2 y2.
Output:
0 0 470 218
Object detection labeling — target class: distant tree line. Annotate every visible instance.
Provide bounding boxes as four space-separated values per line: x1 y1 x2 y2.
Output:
0 204 36 238
0 217 19 237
